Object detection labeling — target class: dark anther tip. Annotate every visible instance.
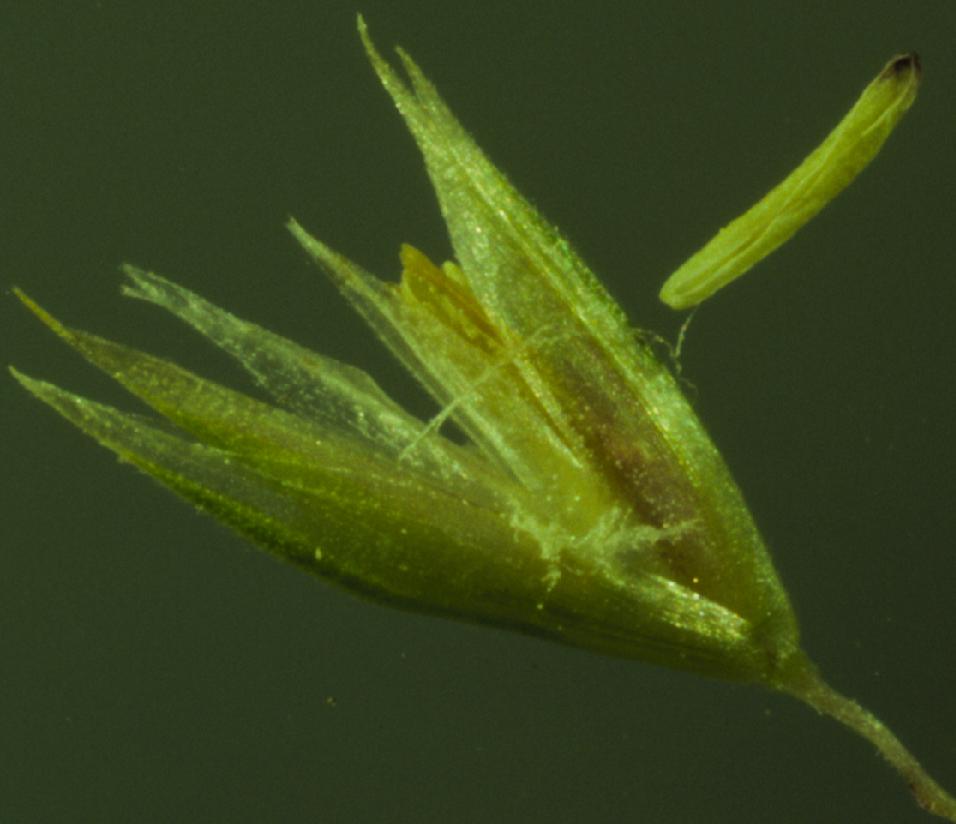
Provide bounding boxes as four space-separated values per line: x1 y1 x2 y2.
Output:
882 52 921 81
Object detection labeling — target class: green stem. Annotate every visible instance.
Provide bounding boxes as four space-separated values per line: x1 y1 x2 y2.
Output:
781 657 956 821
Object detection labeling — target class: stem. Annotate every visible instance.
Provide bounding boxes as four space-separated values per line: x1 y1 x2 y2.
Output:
781 657 956 821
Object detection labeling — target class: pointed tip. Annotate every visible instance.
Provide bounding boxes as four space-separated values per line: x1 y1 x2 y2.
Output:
8 365 57 403
287 218 342 273
355 12 413 106
120 262 147 282
286 217 326 256
356 11 379 67
285 214 303 236
286 215 315 253
356 12 374 58
120 265 184 309
394 45 425 87
287 218 388 310
12 285 38 313
354 15 418 90
12 288 74 340
8 363 30 387
120 263 151 300
8 366 60 407
9 366 54 409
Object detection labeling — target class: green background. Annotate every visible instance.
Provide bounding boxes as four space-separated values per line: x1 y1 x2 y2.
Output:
3 2 955 822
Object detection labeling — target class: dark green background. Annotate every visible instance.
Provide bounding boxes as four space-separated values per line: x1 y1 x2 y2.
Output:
3 2 954 822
